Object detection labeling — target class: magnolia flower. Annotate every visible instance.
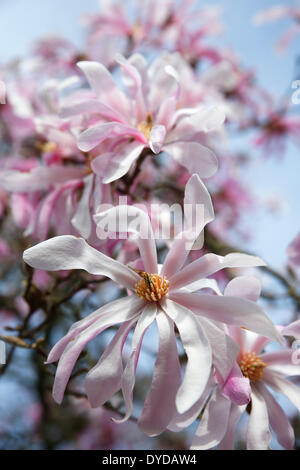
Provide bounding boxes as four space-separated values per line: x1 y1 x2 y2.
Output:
171 276 298 450
23 174 281 436
60 54 225 184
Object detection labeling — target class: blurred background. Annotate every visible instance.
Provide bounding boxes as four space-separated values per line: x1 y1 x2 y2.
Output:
0 0 299 450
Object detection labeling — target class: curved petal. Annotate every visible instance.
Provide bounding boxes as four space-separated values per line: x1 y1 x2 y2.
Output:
94 205 157 273
246 384 271 450
162 174 214 279
84 318 136 407
170 292 283 344
258 382 294 450
77 61 129 117
0 80 6 104
0 166 84 192
263 369 300 412
78 122 146 152
168 374 214 432
23 235 140 290
282 319 300 339
149 125 166 154
218 403 245 450
60 99 125 123
47 296 144 363
91 142 144 184
221 362 251 406
224 276 262 302
113 304 156 424
51 298 142 403
71 174 94 238
184 278 222 294
172 105 226 139
161 298 212 414
260 349 300 377
165 141 218 178
131 303 157 350
169 253 265 291
190 388 231 450
138 311 181 436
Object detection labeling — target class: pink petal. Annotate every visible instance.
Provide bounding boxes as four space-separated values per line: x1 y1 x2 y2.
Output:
169 292 282 344
224 276 262 302
51 298 142 403
263 370 300 412
199 318 239 382
0 80 6 104
168 374 214 432
165 141 218 178
77 61 129 118
261 349 300 377
149 125 166 154
113 303 156 424
246 385 271 450
78 122 146 152
60 99 126 123
23 235 140 290
282 319 300 339
162 174 214 279
258 382 294 449
218 404 245 450
84 319 136 407
71 174 94 238
161 298 212 414
94 205 158 273
47 296 144 363
190 388 231 450
169 253 265 291
138 311 182 436
91 142 144 184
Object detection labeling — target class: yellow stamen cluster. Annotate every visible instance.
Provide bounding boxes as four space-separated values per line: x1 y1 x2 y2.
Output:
239 352 267 382
137 112 154 141
135 273 169 302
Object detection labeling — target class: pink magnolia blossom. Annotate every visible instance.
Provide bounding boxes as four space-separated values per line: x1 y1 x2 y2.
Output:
171 276 298 450
60 54 225 184
23 174 280 436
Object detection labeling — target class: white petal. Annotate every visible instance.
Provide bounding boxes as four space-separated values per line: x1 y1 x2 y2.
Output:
161 298 212 414
190 388 231 450
138 311 182 436
71 174 94 238
23 235 140 290
246 384 271 450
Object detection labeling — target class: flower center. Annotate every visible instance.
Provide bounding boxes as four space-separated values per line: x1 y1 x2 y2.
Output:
137 112 154 141
239 351 267 382
135 272 169 302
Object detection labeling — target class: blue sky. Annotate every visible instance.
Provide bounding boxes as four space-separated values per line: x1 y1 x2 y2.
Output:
0 0 299 268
